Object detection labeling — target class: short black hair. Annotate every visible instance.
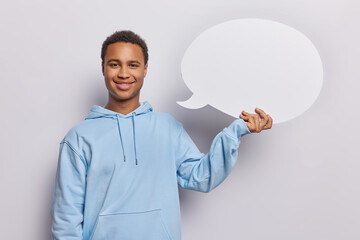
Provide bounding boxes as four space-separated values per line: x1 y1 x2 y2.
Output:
101 30 148 65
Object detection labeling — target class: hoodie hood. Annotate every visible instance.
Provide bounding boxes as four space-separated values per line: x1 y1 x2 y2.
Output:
85 101 153 165
85 101 153 119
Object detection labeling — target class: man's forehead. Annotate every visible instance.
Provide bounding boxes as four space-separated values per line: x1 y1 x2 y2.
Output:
105 42 144 61
107 42 143 54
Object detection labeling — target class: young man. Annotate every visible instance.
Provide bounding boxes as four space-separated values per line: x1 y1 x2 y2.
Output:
51 30 272 240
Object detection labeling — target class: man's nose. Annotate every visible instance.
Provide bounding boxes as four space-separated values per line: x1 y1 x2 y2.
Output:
118 67 130 78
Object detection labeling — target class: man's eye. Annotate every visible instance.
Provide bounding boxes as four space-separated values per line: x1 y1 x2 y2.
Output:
110 63 119 67
130 64 138 68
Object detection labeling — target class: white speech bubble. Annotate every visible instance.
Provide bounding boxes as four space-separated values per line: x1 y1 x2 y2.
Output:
178 19 323 124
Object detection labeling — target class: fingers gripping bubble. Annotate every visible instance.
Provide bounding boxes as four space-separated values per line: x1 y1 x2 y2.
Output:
177 19 323 124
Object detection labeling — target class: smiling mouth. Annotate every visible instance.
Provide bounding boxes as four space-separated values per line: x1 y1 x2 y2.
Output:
114 81 135 90
114 81 135 85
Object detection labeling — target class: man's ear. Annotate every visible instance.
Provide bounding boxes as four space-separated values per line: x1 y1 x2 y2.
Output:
101 62 104 75
144 63 148 77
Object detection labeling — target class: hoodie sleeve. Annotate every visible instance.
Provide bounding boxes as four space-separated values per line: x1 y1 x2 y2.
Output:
51 140 87 240
176 118 251 193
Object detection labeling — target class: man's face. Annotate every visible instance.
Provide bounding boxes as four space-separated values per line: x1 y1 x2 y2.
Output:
102 42 148 104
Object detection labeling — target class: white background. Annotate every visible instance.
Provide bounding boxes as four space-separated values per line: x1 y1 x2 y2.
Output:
0 0 359 239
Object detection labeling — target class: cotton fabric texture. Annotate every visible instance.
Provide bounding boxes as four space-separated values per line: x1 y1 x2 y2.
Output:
51 101 251 240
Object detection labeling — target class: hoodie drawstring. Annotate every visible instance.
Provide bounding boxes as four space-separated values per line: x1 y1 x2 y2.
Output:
132 112 138 165
116 115 126 162
116 112 138 165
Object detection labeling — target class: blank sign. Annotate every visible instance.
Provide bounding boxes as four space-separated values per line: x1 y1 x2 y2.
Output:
178 18 323 124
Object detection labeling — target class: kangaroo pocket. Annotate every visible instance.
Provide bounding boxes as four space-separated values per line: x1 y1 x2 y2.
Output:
90 208 172 240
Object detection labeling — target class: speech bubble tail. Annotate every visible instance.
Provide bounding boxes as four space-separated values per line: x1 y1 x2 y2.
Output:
176 94 207 109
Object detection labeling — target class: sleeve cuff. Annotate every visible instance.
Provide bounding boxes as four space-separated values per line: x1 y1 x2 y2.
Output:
222 118 251 142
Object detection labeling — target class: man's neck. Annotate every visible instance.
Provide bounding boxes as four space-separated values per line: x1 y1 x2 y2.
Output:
104 98 141 115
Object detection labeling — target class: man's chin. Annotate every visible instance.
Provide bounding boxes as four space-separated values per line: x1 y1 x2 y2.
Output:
110 92 140 103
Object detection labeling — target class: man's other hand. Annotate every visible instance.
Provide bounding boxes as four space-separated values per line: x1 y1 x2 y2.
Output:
239 108 273 133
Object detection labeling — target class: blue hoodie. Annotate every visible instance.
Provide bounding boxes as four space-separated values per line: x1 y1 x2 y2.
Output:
51 101 251 240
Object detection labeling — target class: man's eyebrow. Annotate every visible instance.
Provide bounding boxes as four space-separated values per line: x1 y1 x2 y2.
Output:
106 59 142 64
129 60 141 64
107 59 119 63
